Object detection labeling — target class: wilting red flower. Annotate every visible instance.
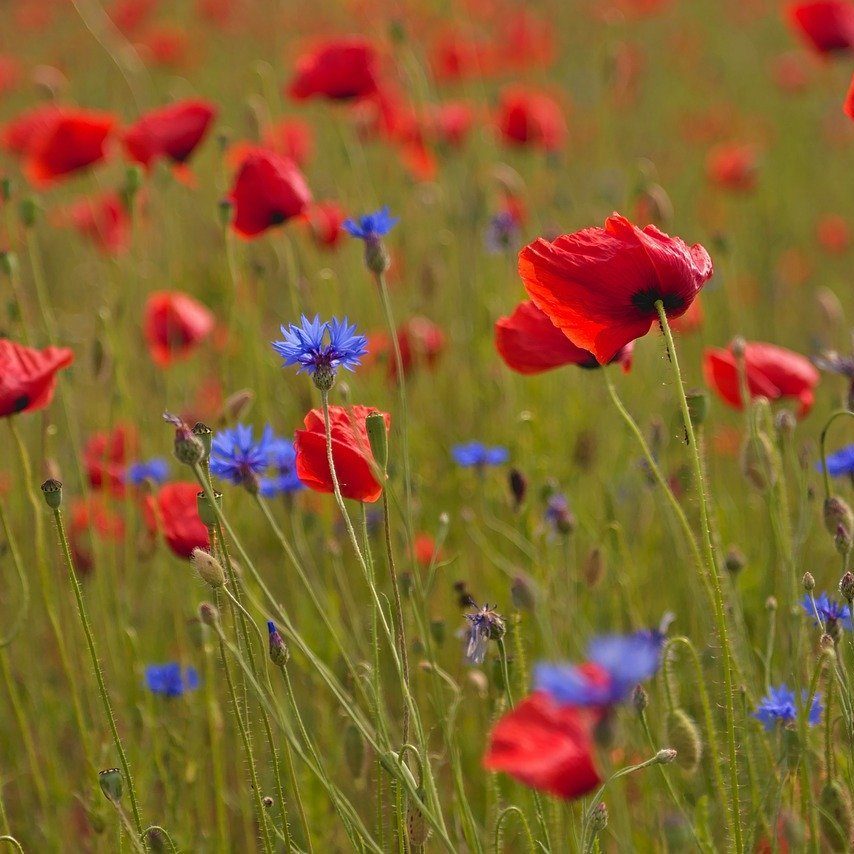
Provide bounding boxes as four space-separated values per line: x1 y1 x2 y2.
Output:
1 104 62 155
496 86 566 152
519 214 713 364
429 102 474 148
495 300 632 375
84 423 138 497
64 193 131 255
295 405 390 503
262 118 314 167
306 200 345 249
287 36 380 102
707 144 759 192
143 291 214 367
228 148 312 238
70 496 126 574
703 341 820 417
483 692 601 800
24 108 116 186
787 1 854 54
156 482 209 558
123 99 216 169
845 71 854 118
817 213 850 252
0 340 74 417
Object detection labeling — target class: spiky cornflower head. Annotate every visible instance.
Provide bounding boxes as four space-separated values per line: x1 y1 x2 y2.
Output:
452 441 509 468
343 207 398 274
210 424 276 492
144 663 200 697
464 604 505 665
801 592 852 631
819 444 854 478
534 630 665 708
125 457 170 485
259 438 304 497
753 684 822 731
267 620 289 667
272 315 368 391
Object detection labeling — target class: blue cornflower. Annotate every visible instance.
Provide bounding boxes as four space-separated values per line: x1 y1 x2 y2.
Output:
259 438 304 497
544 493 575 534
342 206 398 241
272 315 367 389
818 445 854 478
452 442 509 468
210 424 275 489
801 592 852 630
145 663 200 698
125 457 170 485
463 604 506 665
484 209 520 254
534 630 664 707
753 684 822 731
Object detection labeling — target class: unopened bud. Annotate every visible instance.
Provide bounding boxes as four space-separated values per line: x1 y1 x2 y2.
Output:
632 684 648 714
803 572 815 592
199 602 219 626
508 468 527 509
0 250 16 277
18 197 38 228
766 596 777 612
590 802 609 834
267 621 289 666
685 390 708 427
835 524 851 557
219 389 254 425
740 433 778 491
262 796 274 809
839 570 854 602
775 410 796 437
666 709 703 773
824 496 853 540
191 548 226 588
40 478 63 509
724 546 746 575
655 748 678 765
730 336 746 358
217 198 233 228
510 575 535 611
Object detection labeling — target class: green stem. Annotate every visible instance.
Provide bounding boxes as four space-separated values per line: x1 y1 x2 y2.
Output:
819 409 854 501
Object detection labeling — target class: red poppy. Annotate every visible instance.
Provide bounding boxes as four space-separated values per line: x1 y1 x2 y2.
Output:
430 32 494 82
287 36 380 102
370 316 446 382
429 102 474 148
109 0 157 35
845 71 854 118
295 405 390 503
496 86 566 152
703 341 820 417
64 193 131 255
143 291 215 367
306 200 345 249
138 26 191 68
228 148 312 238
787 1 854 54
1 104 63 155
817 213 850 252
84 423 138 497
518 214 713 364
155 482 210 558
123 99 216 169
24 108 116 186
706 144 759 192
495 300 633 375
483 692 601 800
70 496 127 574
414 533 441 567
262 118 314 167
0 340 74 417
770 51 813 93
0 55 22 96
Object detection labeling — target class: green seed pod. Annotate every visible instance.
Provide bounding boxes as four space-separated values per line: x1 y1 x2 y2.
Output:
192 422 213 461
40 478 63 509
365 412 388 474
98 768 123 802
196 490 222 528
819 779 853 851
666 709 703 773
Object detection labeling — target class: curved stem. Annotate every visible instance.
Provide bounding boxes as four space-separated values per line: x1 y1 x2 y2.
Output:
819 409 854 501
493 806 537 853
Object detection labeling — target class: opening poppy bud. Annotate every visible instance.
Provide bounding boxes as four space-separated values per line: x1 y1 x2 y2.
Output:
196 490 222 528
364 237 390 275
508 467 527 510
803 572 815 592
198 601 219 626
146 828 167 852
267 620 289 666
632 684 648 715
824 496 854 540
685 389 708 427
192 422 213 461
835 524 852 557
655 748 678 765
819 780 854 851
510 575 535 611
666 709 703 774
582 547 606 587
191 548 226 588
98 768 123 802
365 412 388 475
0 250 17 278
740 433 777 492
40 478 63 509
724 546 746 575
839 571 854 603
18 197 38 229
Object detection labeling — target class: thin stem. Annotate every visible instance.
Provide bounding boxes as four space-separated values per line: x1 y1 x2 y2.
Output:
819 410 854 501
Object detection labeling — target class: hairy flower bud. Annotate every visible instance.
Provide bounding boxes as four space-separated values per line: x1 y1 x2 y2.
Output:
666 709 703 773
824 496 854 540
191 548 226 588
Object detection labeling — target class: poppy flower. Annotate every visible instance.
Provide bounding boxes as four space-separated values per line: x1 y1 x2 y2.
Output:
305 200 345 249
123 99 217 170
703 341 820 417
817 214 850 253
1 104 62 156
483 691 601 800
669 297 704 334
414 532 441 566
155 481 210 558
84 422 138 497
138 27 191 69
24 108 116 186
228 149 312 238
0 55 22 96
143 291 215 367
429 32 494 82
495 300 633 375
518 214 713 364
70 496 127 574
787 1 854 54
64 193 131 255
706 144 759 192
429 102 474 148
294 405 389 503
109 0 157 35
370 316 446 382
0 339 74 417
287 36 380 102
845 72 854 119
262 118 314 167
495 86 566 152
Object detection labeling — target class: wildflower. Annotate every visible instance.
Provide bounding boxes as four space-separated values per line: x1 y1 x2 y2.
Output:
495 300 633 375
294 405 389 503
368 316 445 383
143 291 214 367
155 482 210 558
267 621 289 666
801 592 853 630
0 340 74 417
163 412 205 466
259 438 304 497
535 630 664 708
519 214 712 364
819 445 854 478
343 206 399 241
452 442 509 468
483 691 601 799
495 86 567 152
126 458 170 485
706 144 759 192
1 104 62 157
272 315 368 391
753 684 822 731
144 663 200 697
63 192 130 255
463 604 505 665
287 36 380 102
84 423 138 496
306 200 345 250
544 492 575 535
485 209 521 254
787 1 854 55
210 424 275 491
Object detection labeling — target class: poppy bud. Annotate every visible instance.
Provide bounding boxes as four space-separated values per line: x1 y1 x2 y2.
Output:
0 250 16 278
191 548 226 588
730 336 746 359
186 617 210 648
192 422 213 461
655 748 678 765
98 768 123 802
685 389 708 427
835 524 851 557
40 478 63 509
632 685 648 715
343 723 366 779
508 467 527 510
196 490 222 528
406 791 428 847
510 575 535 611
267 620 289 667
740 433 777 491
819 780 853 851
824 496 854 540
219 389 255 425
666 709 703 773
18 197 38 229
364 237 390 275
582 547 606 587
261 796 273 810
198 601 219 626
365 412 388 475
803 572 815 592
217 198 233 228
724 546 746 575
775 410 796 438
839 570 854 603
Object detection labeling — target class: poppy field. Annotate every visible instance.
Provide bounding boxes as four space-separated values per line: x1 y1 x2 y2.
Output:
4 0 854 850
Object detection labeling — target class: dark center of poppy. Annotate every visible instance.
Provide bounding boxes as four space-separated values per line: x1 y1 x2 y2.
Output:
630 289 685 316
267 210 287 226
12 395 29 413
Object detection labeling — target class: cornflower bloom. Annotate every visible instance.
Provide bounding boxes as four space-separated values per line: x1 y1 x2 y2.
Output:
210 424 275 492
753 684 822 731
145 663 199 697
